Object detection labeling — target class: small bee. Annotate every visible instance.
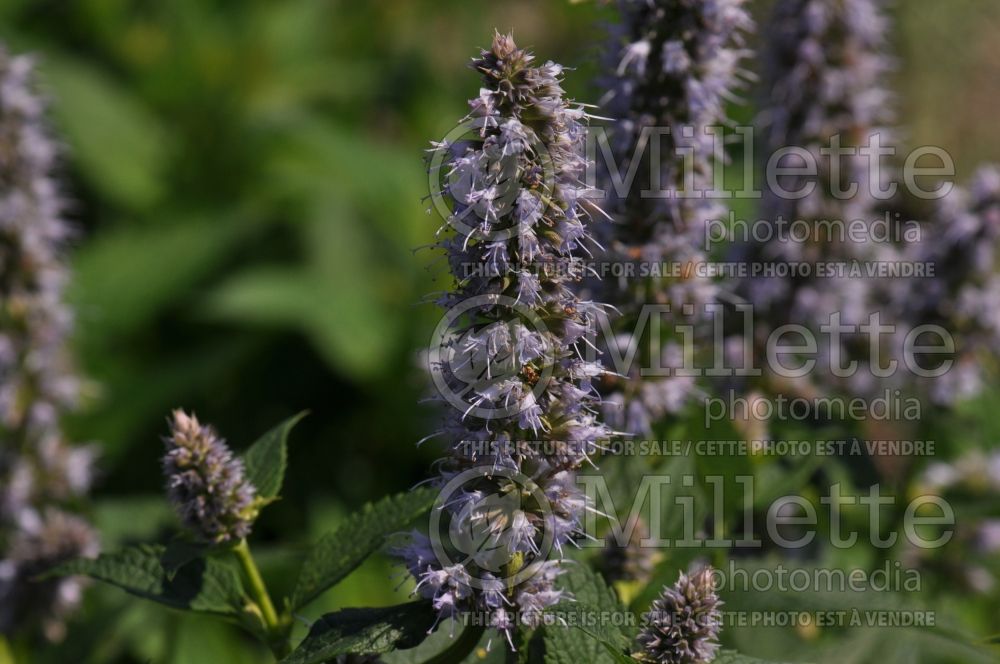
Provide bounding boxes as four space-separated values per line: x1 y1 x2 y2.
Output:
522 364 540 386
523 165 544 189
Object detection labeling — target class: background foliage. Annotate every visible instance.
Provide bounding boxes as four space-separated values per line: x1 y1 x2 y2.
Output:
1 0 1000 662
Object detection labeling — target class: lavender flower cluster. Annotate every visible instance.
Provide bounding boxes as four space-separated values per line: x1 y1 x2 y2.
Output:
162 410 258 544
598 0 752 436
396 32 612 642
737 0 895 397
734 1 1000 406
636 567 722 664
755 0 895 230
893 167 1000 404
0 45 98 641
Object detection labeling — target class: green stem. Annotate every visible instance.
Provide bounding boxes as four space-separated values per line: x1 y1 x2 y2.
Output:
233 539 289 659
421 624 486 664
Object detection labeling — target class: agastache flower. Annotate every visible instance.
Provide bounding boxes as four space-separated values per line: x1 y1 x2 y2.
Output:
396 32 612 645
636 567 722 664
162 410 258 544
0 43 97 640
595 0 753 436
0 509 99 642
735 0 896 397
600 0 753 251
892 166 1000 404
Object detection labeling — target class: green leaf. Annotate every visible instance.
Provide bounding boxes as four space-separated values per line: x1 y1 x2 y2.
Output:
71 212 251 341
543 564 633 664
266 120 424 247
713 651 794 664
160 540 211 581
242 412 307 501
546 599 636 664
42 56 168 209
543 601 634 664
93 495 174 547
168 613 268 664
382 621 502 664
281 602 436 664
0 635 14 664
51 544 245 616
291 486 438 610
597 642 637 664
203 201 402 380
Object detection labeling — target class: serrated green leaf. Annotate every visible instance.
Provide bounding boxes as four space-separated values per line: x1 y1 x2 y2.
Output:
242 412 307 501
543 601 634 664
540 628 593 664
713 651 794 664
559 563 614 601
598 641 637 664
382 621 501 664
543 564 633 664
51 544 245 616
291 486 438 610
281 602 436 664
